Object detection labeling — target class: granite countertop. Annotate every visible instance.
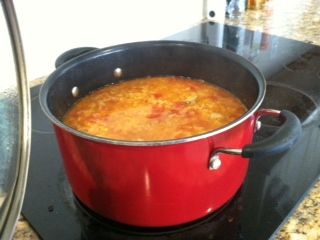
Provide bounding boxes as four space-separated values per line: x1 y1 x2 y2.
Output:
275 178 320 240
224 0 320 46
13 0 320 239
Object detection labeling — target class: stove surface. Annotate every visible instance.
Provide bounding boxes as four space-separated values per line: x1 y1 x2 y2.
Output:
23 22 320 240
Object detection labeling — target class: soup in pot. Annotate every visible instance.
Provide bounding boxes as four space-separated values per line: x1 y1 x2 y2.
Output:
63 76 247 141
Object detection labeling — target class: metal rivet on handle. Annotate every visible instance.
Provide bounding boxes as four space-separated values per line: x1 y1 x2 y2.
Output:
209 154 222 170
71 86 79 97
255 120 262 131
113 67 123 78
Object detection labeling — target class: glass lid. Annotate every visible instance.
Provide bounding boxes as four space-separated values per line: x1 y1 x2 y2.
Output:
0 0 31 238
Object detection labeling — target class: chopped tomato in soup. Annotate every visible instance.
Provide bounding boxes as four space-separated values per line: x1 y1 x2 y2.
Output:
63 76 247 141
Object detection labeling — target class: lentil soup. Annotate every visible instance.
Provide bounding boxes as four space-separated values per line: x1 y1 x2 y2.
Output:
63 76 247 141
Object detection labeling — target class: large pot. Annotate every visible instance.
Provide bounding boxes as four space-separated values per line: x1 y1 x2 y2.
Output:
39 41 301 227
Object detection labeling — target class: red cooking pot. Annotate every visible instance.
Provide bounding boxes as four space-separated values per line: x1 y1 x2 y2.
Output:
39 41 301 227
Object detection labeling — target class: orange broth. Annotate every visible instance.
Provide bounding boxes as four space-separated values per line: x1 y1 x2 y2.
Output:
63 76 247 141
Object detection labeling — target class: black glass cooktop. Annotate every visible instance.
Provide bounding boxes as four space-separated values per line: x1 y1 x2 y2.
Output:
23 22 320 240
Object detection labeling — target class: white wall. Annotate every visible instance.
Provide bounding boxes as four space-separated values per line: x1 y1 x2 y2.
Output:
9 0 204 81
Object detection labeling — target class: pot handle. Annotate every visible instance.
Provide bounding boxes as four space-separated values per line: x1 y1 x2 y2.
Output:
209 109 302 170
55 47 98 68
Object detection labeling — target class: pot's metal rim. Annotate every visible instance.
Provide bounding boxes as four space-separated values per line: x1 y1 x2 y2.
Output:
39 40 266 147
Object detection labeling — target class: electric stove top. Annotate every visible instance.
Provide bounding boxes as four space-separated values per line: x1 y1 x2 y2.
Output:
23 22 320 240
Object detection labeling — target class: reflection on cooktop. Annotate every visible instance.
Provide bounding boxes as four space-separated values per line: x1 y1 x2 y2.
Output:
76 190 243 240
262 83 318 126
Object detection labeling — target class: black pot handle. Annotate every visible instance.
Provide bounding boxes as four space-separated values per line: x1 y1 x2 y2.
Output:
242 109 301 158
55 47 98 68
209 109 302 170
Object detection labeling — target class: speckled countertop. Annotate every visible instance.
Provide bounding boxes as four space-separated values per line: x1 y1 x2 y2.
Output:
224 0 320 46
275 178 320 240
13 0 320 239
